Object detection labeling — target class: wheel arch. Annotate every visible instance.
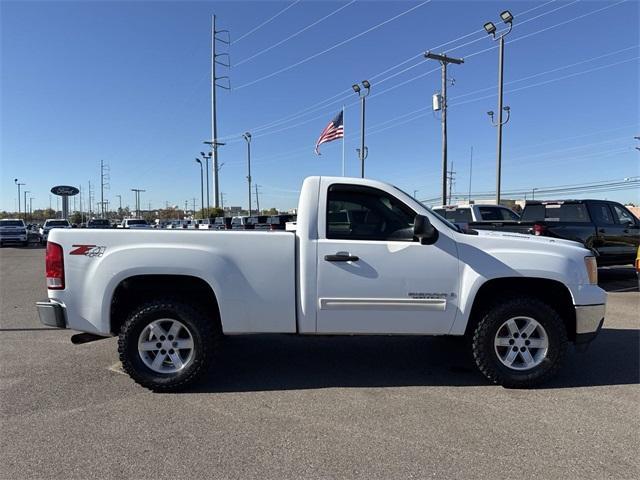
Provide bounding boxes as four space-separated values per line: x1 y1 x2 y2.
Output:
110 274 222 335
464 277 576 341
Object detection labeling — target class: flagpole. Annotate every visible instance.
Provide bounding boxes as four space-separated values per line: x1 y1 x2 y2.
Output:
341 105 345 176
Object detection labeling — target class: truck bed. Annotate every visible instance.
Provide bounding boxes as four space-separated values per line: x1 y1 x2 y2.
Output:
48 229 297 335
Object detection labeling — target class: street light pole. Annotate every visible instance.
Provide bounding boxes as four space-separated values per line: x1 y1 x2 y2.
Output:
24 190 30 221
14 179 25 218
200 152 211 217
243 132 252 216
484 10 514 205
352 80 371 178
195 158 205 219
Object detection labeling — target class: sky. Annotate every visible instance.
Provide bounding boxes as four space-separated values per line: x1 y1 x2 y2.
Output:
1 0 639 213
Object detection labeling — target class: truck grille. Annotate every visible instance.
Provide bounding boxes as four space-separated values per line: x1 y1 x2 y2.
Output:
0 229 26 236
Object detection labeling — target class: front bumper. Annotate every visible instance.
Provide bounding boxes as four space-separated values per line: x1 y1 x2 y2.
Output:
36 300 67 328
0 235 27 242
574 304 606 347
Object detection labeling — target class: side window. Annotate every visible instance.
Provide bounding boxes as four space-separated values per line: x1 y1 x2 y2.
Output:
326 185 416 241
479 207 516 221
590 203 615 225
611 204 636 225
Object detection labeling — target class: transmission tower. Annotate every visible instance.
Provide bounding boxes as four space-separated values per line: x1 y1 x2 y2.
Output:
100 160 110 218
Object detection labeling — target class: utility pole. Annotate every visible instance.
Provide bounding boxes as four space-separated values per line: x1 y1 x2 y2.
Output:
14 179 25 218
192 198 196 217
243 133 252 216
483 10 514 205
116 194 122 217
210 14 230 208
446 163 456 205
352 81 371 178
425 51 464 207
254 184 261 214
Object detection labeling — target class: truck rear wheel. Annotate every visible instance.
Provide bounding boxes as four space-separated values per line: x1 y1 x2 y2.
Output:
118 299 219 392
471 297 567 388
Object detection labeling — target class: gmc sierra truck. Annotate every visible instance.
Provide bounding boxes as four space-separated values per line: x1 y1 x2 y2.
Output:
37 176 606 391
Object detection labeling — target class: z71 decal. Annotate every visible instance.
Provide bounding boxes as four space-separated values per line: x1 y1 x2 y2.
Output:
70 245 106 257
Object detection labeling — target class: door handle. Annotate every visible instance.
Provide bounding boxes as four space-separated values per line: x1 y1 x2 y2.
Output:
324 253 359 262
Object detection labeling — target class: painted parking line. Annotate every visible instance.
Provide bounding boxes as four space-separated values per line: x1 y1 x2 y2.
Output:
608 286 639 292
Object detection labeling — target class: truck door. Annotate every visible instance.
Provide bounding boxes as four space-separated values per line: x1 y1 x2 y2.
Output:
588 202 632 263
315 182 459 335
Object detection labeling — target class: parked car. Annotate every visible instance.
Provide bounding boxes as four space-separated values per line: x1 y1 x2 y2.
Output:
213 217 232 230
39 219 71 244
0 219 28 246
37 175 606 392
230 216 249 230
247 215 269 230
120 219 151 229
87 219 111 229
481 200 639 266
433 204 520 231
267 214 296 230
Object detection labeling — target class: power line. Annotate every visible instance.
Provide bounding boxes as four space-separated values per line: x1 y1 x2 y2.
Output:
234 0 432 90
233 1 301 44
218 0 567 140
221 0 615 146
235 1 357 67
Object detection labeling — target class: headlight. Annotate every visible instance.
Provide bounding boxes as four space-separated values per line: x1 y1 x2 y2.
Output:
584 256 598 284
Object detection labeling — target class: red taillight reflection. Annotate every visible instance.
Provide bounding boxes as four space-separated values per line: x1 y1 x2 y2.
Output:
532 223 547 236
46 242 65 289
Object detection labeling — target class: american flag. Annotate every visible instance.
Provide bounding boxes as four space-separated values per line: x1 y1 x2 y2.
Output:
314 110 344 155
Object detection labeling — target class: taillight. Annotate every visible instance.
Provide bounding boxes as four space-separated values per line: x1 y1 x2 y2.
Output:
46 241 65 289
532 223 547 236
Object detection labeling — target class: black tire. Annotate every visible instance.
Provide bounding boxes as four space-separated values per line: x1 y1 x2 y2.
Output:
118 299 220 392
471 296 568 388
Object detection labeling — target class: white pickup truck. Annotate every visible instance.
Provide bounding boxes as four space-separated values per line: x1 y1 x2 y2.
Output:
37 176 606 391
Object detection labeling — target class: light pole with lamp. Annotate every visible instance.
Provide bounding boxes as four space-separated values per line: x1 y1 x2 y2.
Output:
352 80 371 178
199 151 212 216
14 179 25 218
195 158 205 219
484 10 514 205
243 132 252 216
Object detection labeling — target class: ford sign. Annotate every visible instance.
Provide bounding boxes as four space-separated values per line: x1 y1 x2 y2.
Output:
51 185 80 196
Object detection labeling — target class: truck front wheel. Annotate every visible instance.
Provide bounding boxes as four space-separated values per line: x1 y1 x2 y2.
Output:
471 297 568 388
118 299 219 392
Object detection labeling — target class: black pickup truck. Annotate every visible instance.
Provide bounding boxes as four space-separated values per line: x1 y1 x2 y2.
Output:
471 199 639 266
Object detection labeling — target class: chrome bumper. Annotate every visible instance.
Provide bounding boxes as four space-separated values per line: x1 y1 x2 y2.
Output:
36 301 67 328
576 304 606 334
574 304 605 349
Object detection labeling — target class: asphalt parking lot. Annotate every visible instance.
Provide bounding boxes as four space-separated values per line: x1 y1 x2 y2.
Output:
0 246 638 479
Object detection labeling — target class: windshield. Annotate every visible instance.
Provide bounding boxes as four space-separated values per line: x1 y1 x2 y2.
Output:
0 220 24 227
127 220 147 225
89 220 110 225
46 221 69 227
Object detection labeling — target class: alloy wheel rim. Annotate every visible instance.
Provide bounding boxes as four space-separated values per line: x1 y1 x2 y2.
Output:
138 318 195 374
494 316 549 371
